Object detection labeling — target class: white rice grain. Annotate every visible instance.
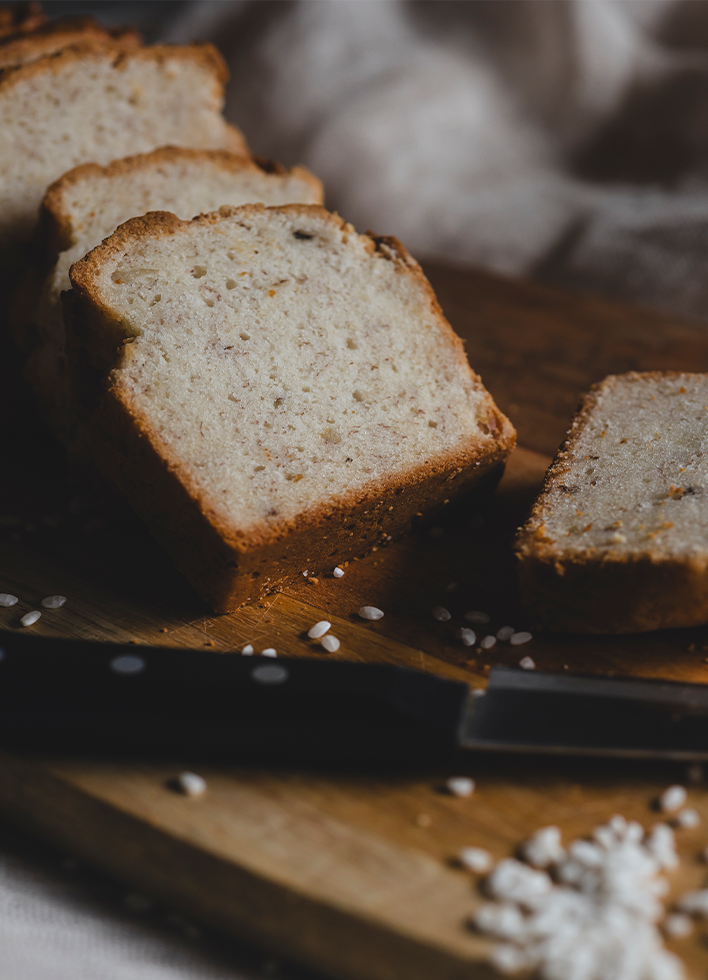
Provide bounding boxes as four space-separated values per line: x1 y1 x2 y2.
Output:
674 807 700 829
521 826 565 868
497 626 515 641
509 631 533 646
175 772 207 797
465 611 490 624
459 846 493 874
659 785 687 814
456 627 476 647
662 913 693 938
432 606 451 622
445 776 475 798
519 656 536 671
261 648 277 658
241 644 254 655
307 620 331 639
321 634 340 653
476 815 686 980
480 635 497 650
676 888 708 916
333 566 344 578
359 606 384 621
20 610 40 627
41 595 66 609
0 593 18 607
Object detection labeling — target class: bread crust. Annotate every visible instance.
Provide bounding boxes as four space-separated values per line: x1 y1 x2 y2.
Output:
516 371 708 633
0 35 231 88
68 205 515 612
38 148 322 259
0 16 140 69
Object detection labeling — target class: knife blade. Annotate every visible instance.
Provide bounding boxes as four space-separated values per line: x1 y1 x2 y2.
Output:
1 631 708 763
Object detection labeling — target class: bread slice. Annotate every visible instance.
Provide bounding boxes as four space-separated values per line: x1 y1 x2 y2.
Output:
0 38 246 255
22 149 323 447
67 204 515 612
516 372 708 633
0 15 139 70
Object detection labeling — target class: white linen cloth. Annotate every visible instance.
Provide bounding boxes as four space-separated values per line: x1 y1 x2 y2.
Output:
163 0 708 320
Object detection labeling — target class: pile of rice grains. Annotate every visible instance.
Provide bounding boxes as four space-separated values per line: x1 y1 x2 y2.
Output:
466 782 708 979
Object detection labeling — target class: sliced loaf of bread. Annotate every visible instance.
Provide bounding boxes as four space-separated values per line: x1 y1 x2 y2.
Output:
516 372 708 633
67 204 515 612
0 38 246 256
22 149 323 445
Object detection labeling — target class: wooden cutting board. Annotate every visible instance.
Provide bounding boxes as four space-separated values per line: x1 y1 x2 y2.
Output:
3 267 708 979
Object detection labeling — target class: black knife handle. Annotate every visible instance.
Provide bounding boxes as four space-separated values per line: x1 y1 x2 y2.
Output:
0 633 469 765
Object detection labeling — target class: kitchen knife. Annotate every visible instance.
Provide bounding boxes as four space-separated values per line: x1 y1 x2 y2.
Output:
1 631 708 763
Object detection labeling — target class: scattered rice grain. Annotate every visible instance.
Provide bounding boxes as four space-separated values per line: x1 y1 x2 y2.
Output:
663 913 693 938
241 644 254 655
20 610 40 627
659 785 687 814
480 635 497 650
358 606 384 621
432 606 451 622
175 771 207 797
261 648 277 657
321 634 340 653
465 610 490 624
459 846 493 874
333 566 344 578
521 826 565 868
307 620 330 639
677 888 708 916
456 627 476 646
519 656 535 671
0 593 18 607
41 595 66 610
509 631 533 646
496 626 515 641
445 776 475 798
674 807 700 829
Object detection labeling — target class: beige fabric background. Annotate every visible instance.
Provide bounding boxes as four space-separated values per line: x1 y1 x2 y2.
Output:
6 1 708 977
170 0 708 321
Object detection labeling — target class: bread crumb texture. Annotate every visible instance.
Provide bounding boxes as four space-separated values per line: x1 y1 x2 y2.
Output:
517 372 708 632
24 150 322 445
70 204 514 610
0 41 243 248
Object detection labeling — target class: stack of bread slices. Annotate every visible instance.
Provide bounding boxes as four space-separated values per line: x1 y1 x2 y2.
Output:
5 4 515 613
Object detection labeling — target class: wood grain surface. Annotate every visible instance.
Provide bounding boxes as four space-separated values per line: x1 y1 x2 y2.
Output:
3 268 708 979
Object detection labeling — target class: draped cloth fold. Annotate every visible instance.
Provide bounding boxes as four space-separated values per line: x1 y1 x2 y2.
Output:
160 0 708 320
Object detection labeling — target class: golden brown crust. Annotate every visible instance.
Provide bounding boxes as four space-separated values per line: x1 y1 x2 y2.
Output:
39 149 322 258
516 371 708 633
95 386 511 612
0 37 230 93
68 205 515 612
0 16 139 69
